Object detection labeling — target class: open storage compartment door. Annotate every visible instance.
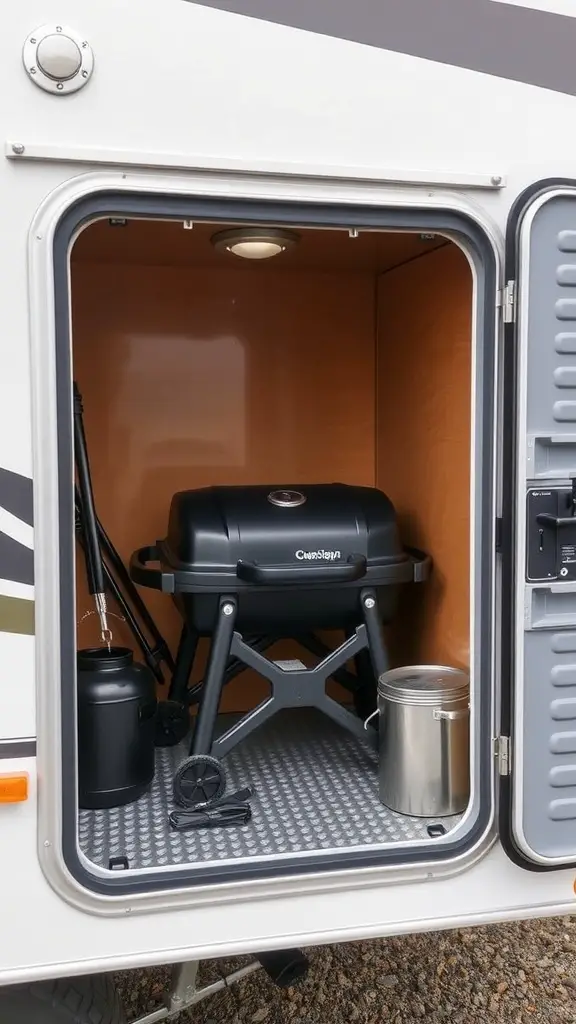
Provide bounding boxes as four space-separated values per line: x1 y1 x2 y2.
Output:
40 187 500 901
503 181 576 870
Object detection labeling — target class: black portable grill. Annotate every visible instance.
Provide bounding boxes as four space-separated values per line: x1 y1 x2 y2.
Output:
131 483 430 805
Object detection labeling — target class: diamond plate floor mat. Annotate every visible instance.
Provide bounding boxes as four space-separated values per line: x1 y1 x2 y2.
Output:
78 708 463 871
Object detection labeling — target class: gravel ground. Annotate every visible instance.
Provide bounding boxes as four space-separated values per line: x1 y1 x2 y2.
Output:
115 917 576 1024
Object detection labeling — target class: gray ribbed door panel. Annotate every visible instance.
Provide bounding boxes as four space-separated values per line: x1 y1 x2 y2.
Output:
516 189 576 865
526 197 576 480
521 630 576 860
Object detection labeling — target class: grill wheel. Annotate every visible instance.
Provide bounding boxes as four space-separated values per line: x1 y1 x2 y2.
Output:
154 699 190 748
172 754 227 808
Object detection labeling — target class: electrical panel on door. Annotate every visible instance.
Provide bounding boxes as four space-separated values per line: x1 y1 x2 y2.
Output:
526 484 576 582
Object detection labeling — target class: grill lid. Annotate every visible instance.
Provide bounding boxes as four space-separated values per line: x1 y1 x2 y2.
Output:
128 483 432 595
377 665 469 706
163 482 406 573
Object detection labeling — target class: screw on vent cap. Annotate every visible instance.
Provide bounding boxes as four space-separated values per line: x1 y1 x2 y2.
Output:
22 24 94 95
36 33 82 80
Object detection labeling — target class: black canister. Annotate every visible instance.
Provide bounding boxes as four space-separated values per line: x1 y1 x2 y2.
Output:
77 647 158 810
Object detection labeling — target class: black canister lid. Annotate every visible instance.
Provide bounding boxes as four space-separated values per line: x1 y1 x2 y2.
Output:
77 646 134 671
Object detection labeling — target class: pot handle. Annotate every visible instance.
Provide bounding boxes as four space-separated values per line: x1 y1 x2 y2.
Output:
363 709 379 730
433 706 469 721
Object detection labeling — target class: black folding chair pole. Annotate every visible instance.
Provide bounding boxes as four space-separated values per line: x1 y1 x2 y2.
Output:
76 499 166 684
73 383 112 645
73 384 106 598
75 498 97 597
96 515 175 673
73 383 173 674
100 560 166 683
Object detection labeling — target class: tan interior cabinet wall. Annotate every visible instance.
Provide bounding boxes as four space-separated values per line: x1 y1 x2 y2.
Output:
376 244 472 670
71 262 376 711
71 231 473 713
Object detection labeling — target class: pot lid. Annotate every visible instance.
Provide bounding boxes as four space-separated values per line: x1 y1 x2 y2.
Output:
377 664 469 705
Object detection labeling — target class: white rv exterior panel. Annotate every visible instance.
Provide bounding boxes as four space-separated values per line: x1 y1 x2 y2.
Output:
1 0 576 982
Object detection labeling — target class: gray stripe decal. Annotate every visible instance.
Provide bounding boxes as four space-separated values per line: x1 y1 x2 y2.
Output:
0 739 36 759
186 0 576 97
0 468 33 528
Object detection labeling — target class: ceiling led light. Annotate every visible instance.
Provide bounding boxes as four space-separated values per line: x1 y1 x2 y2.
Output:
211 227 299 260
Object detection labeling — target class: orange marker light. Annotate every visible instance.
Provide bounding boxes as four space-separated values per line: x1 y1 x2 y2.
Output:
0 773 28 803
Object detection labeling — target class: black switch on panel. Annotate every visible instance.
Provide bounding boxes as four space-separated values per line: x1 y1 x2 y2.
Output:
527 486 576 582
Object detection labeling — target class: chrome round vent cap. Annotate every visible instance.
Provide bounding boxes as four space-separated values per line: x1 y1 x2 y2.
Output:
267 489 307 508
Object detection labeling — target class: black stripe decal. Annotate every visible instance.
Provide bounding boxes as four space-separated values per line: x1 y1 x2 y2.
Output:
185 0 576 97
0 532 34 586
0 739 36 759
0 468 33 528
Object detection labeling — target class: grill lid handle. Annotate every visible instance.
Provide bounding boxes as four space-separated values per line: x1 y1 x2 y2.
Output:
236 554 367 586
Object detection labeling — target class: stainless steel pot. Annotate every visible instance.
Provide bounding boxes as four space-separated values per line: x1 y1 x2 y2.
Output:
366 665 470 818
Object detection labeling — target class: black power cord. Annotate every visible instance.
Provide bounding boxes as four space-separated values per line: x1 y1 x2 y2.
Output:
168 786 253 832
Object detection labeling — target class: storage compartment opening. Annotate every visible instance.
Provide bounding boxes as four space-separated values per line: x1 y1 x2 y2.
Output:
65 210 486 890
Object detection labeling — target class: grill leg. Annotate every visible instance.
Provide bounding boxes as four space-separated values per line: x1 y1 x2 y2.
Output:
354 648 374 684
298 631 360 694
212 625 379 757
185 634 278 706
360 588 389 680
352 646 378 721
190 597 237 756
168 624 199 702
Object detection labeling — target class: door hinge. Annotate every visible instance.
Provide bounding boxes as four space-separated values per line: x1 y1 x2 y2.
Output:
495 735 511 776
501 280 516 324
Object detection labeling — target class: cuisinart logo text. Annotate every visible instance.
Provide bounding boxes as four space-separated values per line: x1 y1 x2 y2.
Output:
295 549 341 561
